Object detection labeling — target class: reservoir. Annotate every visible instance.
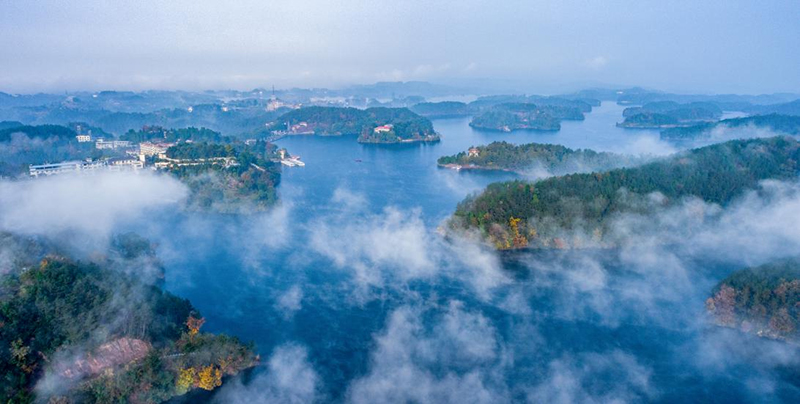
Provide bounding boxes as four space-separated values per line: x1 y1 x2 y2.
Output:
147 102 798 402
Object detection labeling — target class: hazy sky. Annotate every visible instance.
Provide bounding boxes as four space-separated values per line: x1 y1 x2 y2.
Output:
1 0 799 94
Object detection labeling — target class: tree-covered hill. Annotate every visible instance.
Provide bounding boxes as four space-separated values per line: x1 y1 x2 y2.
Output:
410 101 473 118
707 257 800 341
618 101 723 128
448 136 800 249
468 103 576 132
437 141 644 174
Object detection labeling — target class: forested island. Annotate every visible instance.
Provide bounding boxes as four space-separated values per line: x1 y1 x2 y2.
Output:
409 101 473 118
469 103 584 132
617 101 723 128
707 257 800 342
437 141 644 174
448 136 800 249
0 232 257 403
660 114 800 141
270 106 440 143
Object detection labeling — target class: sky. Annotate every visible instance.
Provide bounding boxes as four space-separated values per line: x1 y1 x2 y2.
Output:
1 0 799 94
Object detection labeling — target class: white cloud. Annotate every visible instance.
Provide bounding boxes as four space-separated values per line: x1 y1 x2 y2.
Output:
0 171 186 239
346 303 509 404
214 343 320 404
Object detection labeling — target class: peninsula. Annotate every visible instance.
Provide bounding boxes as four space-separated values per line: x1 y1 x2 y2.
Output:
447 137 800 249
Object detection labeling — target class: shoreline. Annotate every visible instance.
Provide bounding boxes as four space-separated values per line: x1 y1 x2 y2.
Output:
437 163 516 173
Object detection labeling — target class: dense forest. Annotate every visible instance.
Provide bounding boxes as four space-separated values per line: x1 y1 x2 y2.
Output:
437 141 644 174
707 257 800 341
661 114 800 141
449 136 800 249
272 106 439 143
163 140 282 212
0 232 256 403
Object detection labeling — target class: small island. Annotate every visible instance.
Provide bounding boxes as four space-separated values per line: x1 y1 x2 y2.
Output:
410 101 473 118
707 257 800 342
270 106 440 144
437 141 643 174
448 136 800 249
617 101 723 128
469 103 584 132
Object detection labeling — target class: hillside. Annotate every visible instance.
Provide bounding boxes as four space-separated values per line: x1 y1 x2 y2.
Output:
0 232 256 403
448 136 800 249
707 257 800 341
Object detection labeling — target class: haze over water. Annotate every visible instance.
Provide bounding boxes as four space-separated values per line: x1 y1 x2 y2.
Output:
135 103 800 402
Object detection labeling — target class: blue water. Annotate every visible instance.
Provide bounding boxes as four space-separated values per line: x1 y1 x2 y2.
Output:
154 103 800 403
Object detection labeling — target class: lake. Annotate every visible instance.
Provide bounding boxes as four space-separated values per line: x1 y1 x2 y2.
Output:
155 102 799 402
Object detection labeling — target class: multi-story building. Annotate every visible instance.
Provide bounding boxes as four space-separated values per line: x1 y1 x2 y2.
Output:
29 160 107 177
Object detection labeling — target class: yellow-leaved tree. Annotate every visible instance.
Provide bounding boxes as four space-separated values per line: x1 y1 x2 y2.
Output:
176 367 196 394
197 365 222 390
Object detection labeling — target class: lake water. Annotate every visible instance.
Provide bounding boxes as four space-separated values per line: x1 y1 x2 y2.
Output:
157 102 800 403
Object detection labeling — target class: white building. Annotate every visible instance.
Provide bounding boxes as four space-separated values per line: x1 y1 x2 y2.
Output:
29 160 106 177
108 157 144 170
95 139 133 150
374 124 393 133
139 142 174 157
76 134 92 143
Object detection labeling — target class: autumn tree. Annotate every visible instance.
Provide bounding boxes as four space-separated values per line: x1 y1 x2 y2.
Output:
176 367 196 394
186 315 206 337
197 365 222 390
